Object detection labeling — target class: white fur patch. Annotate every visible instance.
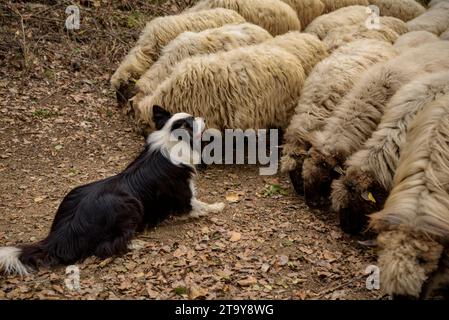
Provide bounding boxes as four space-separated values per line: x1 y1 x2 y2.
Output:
0 246 29 276
189 180 225 217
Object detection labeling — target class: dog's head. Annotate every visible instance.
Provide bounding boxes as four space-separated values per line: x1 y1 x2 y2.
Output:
152 105 203 136
148 105 204 166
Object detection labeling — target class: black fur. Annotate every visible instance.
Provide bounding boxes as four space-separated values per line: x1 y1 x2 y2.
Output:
18 106 196 270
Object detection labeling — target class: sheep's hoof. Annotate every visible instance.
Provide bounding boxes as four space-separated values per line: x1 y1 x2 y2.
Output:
289 170 304 196
339 207 368 235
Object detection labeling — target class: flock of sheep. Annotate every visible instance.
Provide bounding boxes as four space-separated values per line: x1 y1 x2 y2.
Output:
110 0 449 299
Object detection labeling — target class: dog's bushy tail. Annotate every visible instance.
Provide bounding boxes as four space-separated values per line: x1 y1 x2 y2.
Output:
0 241 55 276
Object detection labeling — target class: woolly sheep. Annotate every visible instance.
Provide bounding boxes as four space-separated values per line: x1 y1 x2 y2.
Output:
132 23 272 106
331 71 449 234
281 39 398 195
368 0 426 21
323 16 407 51
305 6 370 39
370 94 449 299
280 0 325 27
301 41 449 208
393 30 440 52
186 0 301 36
379 16 410 34
407 2 449 35
110 8 245 106
137 32 327 131
321 0 369 13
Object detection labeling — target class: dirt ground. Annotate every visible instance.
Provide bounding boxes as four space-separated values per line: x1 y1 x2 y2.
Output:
0 1 384 300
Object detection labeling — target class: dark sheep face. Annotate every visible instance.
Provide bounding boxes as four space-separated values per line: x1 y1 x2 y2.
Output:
289 157 305 196
302 150 341 208
337 171 388 235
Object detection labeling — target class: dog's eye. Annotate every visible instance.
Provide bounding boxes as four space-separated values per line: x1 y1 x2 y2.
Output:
185 117 194 130
171 120 184 130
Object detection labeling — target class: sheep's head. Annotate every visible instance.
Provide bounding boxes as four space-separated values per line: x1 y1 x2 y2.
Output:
287 153 306 196
331 169 388 235
289 168 305 196
281 144 309 196
302 148 342 208
377 229 443 299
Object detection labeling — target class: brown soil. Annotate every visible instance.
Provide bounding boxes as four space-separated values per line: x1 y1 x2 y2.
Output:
0 0 383 300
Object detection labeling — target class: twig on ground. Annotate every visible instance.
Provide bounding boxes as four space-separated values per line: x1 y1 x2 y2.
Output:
11 7 29 71
314 275 365 299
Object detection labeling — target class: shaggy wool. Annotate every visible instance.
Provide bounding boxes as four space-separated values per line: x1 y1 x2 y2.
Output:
186 0 301 35
368 0 426 22
137 32 327 131
305 5 370 39
133 23 272 104
110 9 245 98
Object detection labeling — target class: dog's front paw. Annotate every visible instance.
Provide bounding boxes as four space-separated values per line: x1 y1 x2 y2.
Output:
127 239 147 251
188 210 202 218
209 202 225 213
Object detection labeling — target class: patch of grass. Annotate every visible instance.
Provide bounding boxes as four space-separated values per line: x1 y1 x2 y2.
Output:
44 68 56 79
174 286 187 295
32 108 57 118
282 239 294 247
68 168 79 176
263 184 288 197
126 11 147 28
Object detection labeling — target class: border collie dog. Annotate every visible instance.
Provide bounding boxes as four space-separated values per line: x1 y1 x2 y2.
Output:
0 105 224 276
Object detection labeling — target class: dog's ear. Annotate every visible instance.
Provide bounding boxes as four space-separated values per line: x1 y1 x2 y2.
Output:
153 105 171 130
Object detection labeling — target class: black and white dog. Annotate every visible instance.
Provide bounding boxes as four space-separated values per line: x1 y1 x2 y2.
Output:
0 106 224 275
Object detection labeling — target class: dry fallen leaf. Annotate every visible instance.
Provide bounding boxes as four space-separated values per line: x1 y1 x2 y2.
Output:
229 231 241 242
322 250 337 262
261 263 270 273
216 269 233 280
189 286 208 300
225 191 244 203
299 246 314 255
295 290 309 300
146 284 159 299
72 94 85 103
238 276 257 287
34 196 46 203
